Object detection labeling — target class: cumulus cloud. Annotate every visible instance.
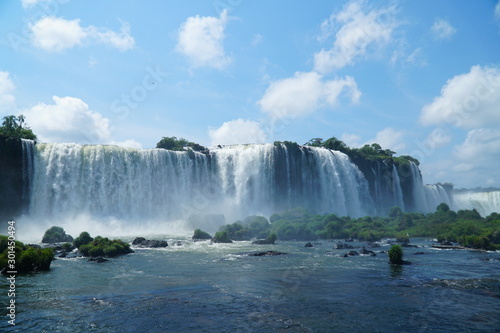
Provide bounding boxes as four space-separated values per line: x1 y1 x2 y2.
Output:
176 9 231 69
341 133 362 147
420 65 500 129
23 96 111 143
314 0 397 73
431 18 456 40
425 128 452 149
454 128 500 162
258 71 360 119
0 71 16 112
110 139 143 149
368 127 405 152
208 119 267 146
30 17 134 52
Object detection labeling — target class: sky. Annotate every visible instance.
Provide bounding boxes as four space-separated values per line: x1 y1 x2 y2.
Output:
0 0 499 189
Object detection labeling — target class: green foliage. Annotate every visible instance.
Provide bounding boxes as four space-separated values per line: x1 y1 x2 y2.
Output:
192 229 212 240
156 136 206 152
77 234 132 257
0 115 37 140
388 245 403 264
0 236 54 273
266 233 277 244
304 136 419 165
73 231 93 248
436 203 450 212
389 206 403 218
61 242 73 252
212 231 233 243
42 226 73 243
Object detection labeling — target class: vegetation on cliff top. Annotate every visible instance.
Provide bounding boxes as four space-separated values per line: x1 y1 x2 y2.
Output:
0 115 37 141
156 136 207 152
303 136 419 166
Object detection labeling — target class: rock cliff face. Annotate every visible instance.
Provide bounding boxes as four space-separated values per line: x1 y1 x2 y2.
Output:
0 136 27 222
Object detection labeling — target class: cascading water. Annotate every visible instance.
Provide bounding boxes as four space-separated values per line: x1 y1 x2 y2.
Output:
453 191 500 217
19 140 464 232
424 184 453 212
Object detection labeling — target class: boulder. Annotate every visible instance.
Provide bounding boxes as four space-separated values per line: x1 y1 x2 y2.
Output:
132 237 168 248
334 242 353 249
359 247 376 256
88 257 109 263
248 251 287 256
305 242 313 248
252 239 273 245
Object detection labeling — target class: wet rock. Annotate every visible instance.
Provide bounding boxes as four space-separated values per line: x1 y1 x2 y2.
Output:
88 257 109 263
248 251 287 256
334 242 353 249
305 242 313 248
359 247 376 256
132 237 168 248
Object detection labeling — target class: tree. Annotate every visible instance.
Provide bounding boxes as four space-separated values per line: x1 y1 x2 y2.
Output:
436 203 450 213
388 245 403 264
323 137 349 154
156 136 206 152
304 138 324 147
0 115 37 140
73 231 94 248
389 206 403 218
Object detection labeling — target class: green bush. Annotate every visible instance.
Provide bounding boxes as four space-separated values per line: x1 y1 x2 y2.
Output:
76 234 132 257
74 232 93 248
192 229 212 240
0 236 54 273
42 226 73 243
212 231 232 243
388 245 403 264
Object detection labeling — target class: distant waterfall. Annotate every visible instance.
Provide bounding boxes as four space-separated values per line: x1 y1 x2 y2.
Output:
453 191 500 217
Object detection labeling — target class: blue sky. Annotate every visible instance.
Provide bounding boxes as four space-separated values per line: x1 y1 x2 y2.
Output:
1 0 499 188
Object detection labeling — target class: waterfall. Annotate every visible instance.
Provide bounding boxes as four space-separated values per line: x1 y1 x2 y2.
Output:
22 142 481 227
424 184 453 212
392 164 405 210
453 191 500 217
408 162 428 212
21 139 35 203
27 143 376 225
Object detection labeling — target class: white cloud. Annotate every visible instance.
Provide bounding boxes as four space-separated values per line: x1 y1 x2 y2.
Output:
88 21 135 51
22 0 51 8
495 1 500 20
252 34 263 46
341 133 362 147
30 17 134 52
314 0 397 73
176 9 231 69
0 71 16 112
111 139 143 149
209 119 267 146
23 96 111 144
425 128 452 149
368 127 405 152
420 65 500 129
30 17 86 52
431 18 456 40
258 71 360 119
454 128 500 163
